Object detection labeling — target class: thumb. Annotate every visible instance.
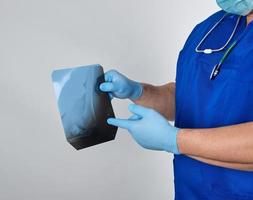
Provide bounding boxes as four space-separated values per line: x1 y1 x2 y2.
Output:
128 104 151 117
128 114 142 121
99 82 116 92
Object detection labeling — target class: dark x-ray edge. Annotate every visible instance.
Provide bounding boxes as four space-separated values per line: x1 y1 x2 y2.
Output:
67 127 117 150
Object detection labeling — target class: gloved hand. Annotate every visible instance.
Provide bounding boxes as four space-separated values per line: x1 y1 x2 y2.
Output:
99 70 143 100
107 104 180 154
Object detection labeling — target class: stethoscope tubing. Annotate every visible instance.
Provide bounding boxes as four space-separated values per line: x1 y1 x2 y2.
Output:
195 13 242 54
194 13 242 80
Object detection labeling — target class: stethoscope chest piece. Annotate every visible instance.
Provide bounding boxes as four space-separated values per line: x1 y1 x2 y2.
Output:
210 64 220 80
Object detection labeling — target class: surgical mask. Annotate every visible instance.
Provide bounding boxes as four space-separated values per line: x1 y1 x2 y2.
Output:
216 0 253 16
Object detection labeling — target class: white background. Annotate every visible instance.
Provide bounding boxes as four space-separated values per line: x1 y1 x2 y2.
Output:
0 0 218 199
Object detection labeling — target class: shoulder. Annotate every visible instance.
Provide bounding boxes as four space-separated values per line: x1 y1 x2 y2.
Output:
182 10 226 50
200 10 226 25
194 10 226 33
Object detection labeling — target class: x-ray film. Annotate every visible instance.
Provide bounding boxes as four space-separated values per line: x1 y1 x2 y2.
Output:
51 64 117 150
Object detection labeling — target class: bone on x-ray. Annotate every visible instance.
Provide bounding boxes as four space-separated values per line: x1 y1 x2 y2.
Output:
51 64 117 150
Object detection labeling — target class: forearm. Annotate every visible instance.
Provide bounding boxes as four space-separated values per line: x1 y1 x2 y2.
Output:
177 122 253 164
133 82 176 121
189 155 253 171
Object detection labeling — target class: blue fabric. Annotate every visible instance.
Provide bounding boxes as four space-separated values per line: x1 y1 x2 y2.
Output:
174 10 253 200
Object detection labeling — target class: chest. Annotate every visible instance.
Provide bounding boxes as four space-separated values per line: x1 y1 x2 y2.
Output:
175 25 253 128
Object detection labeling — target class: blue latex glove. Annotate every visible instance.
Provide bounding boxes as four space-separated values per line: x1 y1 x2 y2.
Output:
99 70 143 100
107 104 180 154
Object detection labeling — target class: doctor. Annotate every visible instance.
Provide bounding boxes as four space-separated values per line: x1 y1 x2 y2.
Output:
100 0 253 199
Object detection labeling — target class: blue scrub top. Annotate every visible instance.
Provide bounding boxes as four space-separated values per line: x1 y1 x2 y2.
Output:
174 10 253 200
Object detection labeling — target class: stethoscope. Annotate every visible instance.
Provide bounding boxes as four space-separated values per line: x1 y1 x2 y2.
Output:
195 13 242 80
